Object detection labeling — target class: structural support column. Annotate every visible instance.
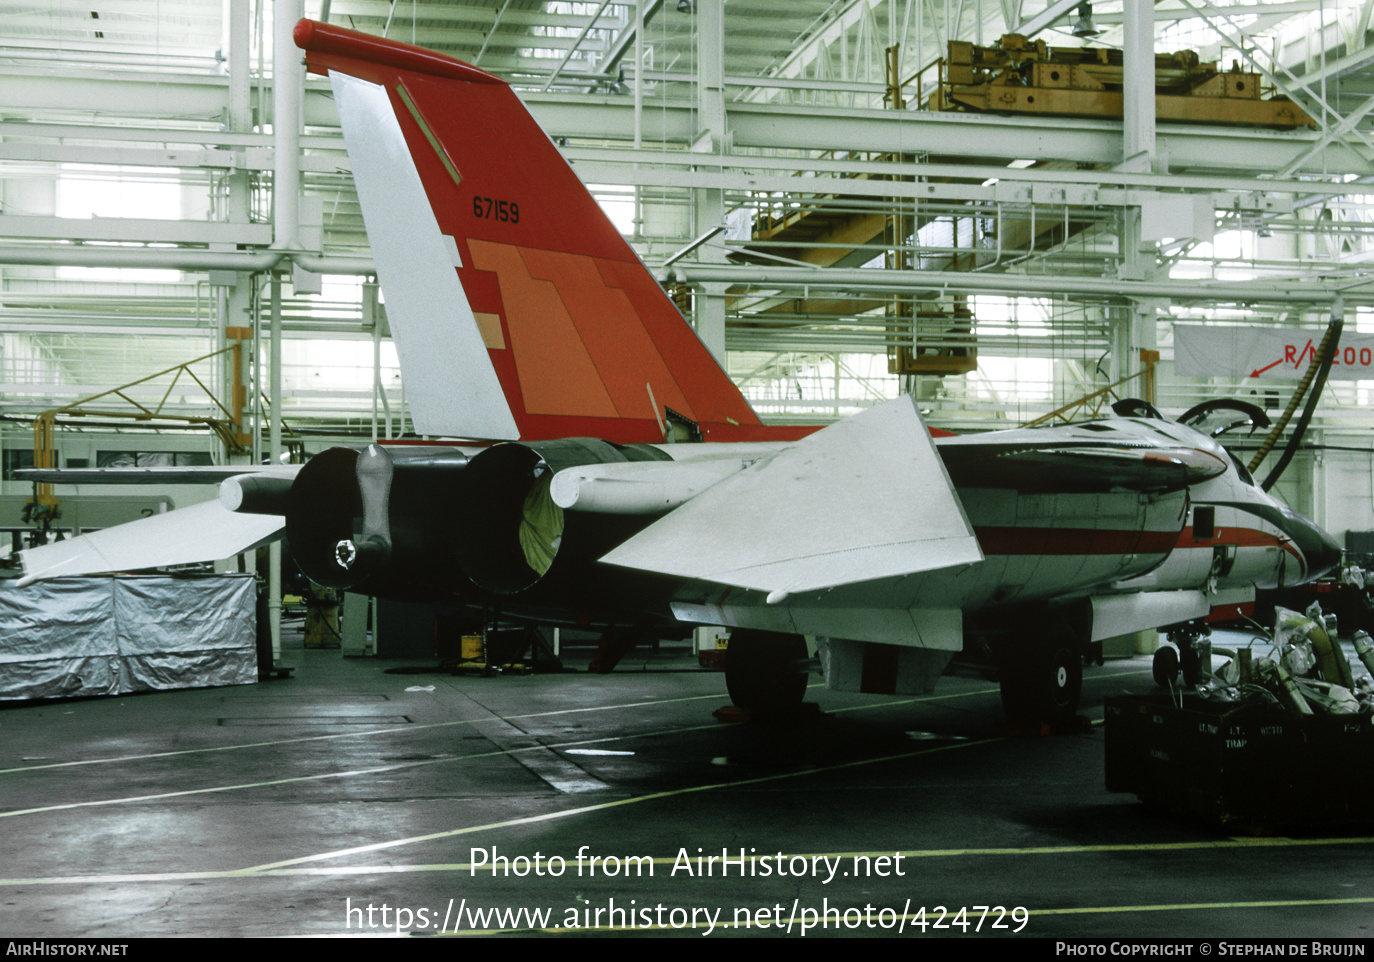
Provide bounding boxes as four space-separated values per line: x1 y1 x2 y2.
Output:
695 0 726 153
268 274 284 663
222 1 254 468
1311 441 1327 531
227 0 253 226
633 0 645 149
1122 0 1156 173
693 0 728 366
695 283 728 365
1120 204 1164 404
633 0 645 234
218 274 256 582
267 0 297 663
693 0 727 229
1121 0 1160 399
273 0 304 250
223 276 253 447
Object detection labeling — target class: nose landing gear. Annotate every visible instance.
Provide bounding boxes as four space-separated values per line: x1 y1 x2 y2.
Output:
1154 625 1209 688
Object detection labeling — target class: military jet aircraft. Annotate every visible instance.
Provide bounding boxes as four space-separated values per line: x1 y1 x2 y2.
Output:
20 21 1342 724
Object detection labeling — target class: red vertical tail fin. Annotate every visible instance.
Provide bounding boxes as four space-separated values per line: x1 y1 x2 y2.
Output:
297 20 793 444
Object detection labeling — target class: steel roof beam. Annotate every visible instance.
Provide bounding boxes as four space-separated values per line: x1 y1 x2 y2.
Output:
671 262 1359 305
599 0 664 74
1014 0 1083 36
542 0 620 91
6 72 1366 178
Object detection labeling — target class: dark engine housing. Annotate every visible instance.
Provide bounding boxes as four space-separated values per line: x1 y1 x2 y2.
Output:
282 439 671 607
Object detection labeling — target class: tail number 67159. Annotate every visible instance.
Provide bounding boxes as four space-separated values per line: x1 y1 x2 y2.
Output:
473 196 520 223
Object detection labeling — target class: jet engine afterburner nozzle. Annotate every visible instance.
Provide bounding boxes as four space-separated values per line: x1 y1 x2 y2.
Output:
454 438 670 595
283 445 469 597
284 447 367 589
334 536 389 572
335 539 358 570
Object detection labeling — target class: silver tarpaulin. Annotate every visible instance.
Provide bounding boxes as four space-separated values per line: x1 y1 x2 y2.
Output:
0 574 257 699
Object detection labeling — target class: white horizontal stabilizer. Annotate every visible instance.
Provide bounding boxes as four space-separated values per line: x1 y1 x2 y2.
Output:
19 500 284 586
600 396 983 594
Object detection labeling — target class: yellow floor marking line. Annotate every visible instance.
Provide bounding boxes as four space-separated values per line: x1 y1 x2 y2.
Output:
0 691 731 776
0 698 989 819
0 664 1147 777
0 723 721 820
822 667 1144 715
0 667 1142 817
0 740 999 886
227 737 1000 874
0 763 440 820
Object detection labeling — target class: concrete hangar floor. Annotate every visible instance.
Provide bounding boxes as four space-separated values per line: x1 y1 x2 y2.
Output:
1 629 1370 940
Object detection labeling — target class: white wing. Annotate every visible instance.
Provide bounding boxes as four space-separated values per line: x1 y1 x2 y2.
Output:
600 396 983 595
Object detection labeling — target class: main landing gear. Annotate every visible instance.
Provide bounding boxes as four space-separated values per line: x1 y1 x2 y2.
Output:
724 629 809 716
997 626 1085 728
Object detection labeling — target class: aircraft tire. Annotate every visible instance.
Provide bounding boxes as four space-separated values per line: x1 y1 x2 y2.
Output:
1152 645 1180 687
1179 645 1202 687
725 629 807 715
1000 632 1083 726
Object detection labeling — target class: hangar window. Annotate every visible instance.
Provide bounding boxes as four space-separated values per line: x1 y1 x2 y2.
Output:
3 449 56 481
55 164 182 283
279 338 401 402
588 184 636 236
97 452 213 468
57 164 179 222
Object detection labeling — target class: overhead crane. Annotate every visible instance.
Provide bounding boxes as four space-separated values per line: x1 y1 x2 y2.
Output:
930 34 1317 129
736 34 1317 381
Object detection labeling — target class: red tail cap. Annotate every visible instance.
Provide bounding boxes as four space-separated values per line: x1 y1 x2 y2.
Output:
293 19 505 85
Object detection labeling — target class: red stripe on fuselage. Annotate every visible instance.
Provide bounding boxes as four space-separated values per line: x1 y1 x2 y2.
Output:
1173 526 1283 550
1173 524 1304 576
973 526 1178 556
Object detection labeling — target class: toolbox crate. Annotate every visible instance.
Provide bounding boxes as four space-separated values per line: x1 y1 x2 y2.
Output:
1104 695 1374 833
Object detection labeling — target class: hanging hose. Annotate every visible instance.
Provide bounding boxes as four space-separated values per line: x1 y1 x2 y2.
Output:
1261 304 1344 491
1247 298 1343 483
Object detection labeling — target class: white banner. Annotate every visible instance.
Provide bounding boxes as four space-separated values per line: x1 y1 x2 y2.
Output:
1173 323 1374 380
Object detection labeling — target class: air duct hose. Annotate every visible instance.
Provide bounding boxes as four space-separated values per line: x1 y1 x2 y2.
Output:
1247 298 1343 490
